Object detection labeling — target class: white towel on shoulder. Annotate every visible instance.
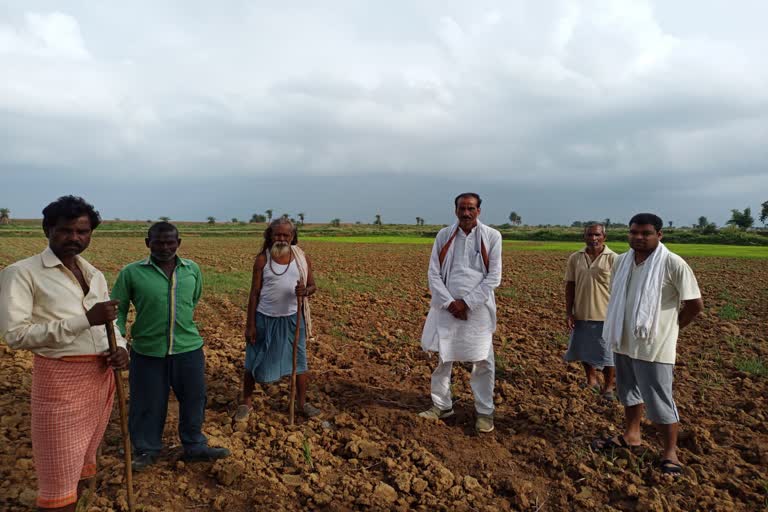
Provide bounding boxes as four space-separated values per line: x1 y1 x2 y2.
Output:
290 245 314 339
602 243 669 348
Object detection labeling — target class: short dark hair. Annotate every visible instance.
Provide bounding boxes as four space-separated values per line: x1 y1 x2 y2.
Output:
629 213 663 232
147 221 179 240
583 223 605 235
42 195 101 232
454 192 482 208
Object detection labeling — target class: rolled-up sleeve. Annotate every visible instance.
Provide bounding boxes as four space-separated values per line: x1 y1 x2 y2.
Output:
0 266 91 350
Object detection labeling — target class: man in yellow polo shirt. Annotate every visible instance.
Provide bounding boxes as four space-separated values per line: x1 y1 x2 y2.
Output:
564 223 617 400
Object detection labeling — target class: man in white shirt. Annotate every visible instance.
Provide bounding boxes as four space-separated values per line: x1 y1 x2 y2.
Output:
419 193 502 433
0 196 128 511
593 213 703 476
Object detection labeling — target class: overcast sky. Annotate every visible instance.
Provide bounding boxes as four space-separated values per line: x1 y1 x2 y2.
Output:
1 1 766 226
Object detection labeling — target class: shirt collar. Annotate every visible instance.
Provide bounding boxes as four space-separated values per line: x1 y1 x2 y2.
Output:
41 246 63 268
41 246 96 279
579 245 614 255
141 255 189 267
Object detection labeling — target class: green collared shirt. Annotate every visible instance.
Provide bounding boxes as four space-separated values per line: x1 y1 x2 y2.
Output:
111 256 203 357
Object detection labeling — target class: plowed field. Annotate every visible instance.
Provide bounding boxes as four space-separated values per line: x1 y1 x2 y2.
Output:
1 238 767 511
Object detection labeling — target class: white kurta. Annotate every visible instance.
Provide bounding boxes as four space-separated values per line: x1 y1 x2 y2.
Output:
421 222 502 362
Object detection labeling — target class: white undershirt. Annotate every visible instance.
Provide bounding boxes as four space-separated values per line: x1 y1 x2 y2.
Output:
257 256 300 317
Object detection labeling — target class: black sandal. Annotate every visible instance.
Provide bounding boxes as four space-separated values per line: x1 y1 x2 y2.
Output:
590 434 640 452
659 459 683 475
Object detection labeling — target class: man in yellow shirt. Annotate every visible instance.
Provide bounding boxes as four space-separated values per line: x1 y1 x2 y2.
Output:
564 223 617 400
0 196 128 511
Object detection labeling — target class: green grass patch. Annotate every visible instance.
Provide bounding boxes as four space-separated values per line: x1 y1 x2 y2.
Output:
306 237 768 258
315 274 379 296
309 236 433 244
725 336 747 351
501 241 768 259
203 271 251 298
718 303 741 320
497 286 517 298
735 358 768 377
550 332 570 348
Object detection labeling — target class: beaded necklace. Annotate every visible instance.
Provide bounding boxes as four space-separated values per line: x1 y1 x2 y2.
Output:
269 251 293 276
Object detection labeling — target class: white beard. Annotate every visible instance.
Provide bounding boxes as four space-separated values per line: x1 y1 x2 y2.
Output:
270 242 290 259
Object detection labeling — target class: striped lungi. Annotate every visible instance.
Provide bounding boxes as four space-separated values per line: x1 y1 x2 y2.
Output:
31 354 115 508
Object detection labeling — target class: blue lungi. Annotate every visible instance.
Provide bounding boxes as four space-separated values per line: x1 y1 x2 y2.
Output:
245 312 307 384
564 320 614 369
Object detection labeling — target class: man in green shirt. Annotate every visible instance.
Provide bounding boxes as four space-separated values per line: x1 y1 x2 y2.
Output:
112 222 230 471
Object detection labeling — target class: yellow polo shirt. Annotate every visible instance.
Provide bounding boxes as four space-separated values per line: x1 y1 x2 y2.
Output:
565 246 616 321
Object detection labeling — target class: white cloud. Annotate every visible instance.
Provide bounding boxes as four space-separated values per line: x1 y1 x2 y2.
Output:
0 0 765 215
0 12 90 59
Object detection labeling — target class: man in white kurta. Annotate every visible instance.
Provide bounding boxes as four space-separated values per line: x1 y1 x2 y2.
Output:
419 193 502 433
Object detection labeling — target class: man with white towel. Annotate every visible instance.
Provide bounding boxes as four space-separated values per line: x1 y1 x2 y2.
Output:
418 193 502 433
592 213 703 476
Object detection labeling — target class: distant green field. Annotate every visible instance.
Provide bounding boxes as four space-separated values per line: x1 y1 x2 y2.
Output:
307 237 768 259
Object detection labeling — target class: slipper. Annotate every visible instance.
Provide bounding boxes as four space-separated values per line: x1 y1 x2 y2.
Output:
234 404 253 422
659 459 683 475
601 390 616 402
579 382 601 393
302 403 322 418
590 434 640 453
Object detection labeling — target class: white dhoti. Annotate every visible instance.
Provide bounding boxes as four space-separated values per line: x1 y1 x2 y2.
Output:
420 221 502 415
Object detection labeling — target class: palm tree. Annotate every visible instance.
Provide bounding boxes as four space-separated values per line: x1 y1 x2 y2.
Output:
415 217 421 226
298 212 305 226
265 209 273 223
0 208 10 225
207 216 216 225
508 211 522 226
159 216 171 222
231 217 239 224
374 214 382 227
330 218 341 227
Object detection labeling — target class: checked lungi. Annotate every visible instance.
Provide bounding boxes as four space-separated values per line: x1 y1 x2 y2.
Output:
31 355 115 508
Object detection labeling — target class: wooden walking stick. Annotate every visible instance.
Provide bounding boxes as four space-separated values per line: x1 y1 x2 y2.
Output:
106 322 135 512
288 287 304 426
